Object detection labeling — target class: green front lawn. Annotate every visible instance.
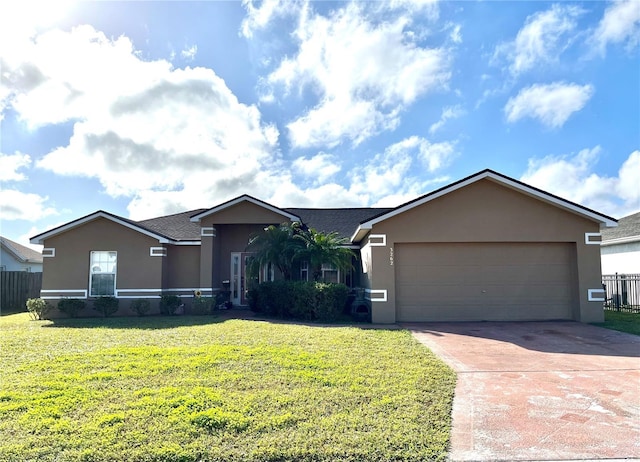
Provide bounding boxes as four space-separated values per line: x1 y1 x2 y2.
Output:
595 310 640 336
0 314 455 462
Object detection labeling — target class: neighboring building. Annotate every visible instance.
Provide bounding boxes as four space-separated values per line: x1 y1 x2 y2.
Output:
600 211 640 275
30 169 617 323
0 236 43 272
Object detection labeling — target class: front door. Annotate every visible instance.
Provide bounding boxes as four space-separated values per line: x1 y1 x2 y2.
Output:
230 252 254 306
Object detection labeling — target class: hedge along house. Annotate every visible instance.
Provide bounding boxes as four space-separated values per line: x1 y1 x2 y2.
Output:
31 170 616 323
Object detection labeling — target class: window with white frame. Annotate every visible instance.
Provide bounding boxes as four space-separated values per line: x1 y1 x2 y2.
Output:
300 261 309 281
90 251 117 296
321 263 339 283
261 262 274 282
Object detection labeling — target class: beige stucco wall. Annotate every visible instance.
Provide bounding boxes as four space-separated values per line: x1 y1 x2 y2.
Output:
366 179 603 323
165 244 200 290
197 202 293 290
40 217 165 315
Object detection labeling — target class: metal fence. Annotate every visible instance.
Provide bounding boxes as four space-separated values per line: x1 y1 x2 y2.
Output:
602 273 640 313
0 271 43 314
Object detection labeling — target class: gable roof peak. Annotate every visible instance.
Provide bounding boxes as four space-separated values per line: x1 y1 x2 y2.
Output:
350 169 617 242
190 194 301 223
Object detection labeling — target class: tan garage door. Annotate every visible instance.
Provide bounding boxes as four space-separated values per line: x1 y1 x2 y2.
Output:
395 242 576 322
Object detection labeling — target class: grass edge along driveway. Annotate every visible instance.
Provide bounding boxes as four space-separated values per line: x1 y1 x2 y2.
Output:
0 314 456 462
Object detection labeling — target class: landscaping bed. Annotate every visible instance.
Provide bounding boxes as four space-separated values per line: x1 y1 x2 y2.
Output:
0 314 455 462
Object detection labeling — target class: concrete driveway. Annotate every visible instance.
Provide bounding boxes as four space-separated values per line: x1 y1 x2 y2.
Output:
405 322 640 461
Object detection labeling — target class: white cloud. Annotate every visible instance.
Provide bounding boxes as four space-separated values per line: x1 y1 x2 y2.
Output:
449 24 462 44
521 147 640 218
266 2 451 148
494 4 583 76
0 152 31 181
0 26 289 219
429 105 465 134
181 45 198 61
2 25 173 129
292 153 341 184
240 0 301 38
348 136 455 204
504 82 594 128
591 0 640 54
0 189 58 221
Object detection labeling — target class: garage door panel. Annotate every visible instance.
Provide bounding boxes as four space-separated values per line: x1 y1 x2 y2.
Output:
396 264 571 285
395 243 575 322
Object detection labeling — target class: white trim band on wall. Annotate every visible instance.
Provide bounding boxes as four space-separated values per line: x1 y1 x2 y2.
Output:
585 233 602 245
365 289 388 302
42 248 55 257
116 288 214 298
201 227 216 237
368 234 387 247
588 289 606 302
150 247 167 257
41 289 87 299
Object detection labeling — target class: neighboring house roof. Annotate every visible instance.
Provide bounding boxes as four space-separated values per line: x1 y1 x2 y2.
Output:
1 236 43 264
351 169 618 242
601 211 640 245
285 208 392 240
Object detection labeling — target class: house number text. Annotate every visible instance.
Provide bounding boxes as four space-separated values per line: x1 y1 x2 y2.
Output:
390 247 394 266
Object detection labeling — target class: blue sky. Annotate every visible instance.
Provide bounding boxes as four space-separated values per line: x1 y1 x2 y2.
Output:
1 0 639 249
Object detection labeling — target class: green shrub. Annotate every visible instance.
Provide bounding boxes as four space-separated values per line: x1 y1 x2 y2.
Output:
252 281 350 322
25 298 51 320
191 296 212 315
93 296 119 317
130 299 151 316
288 282 316 320
57 298 86 318
314 283 349 322
159 294 181 316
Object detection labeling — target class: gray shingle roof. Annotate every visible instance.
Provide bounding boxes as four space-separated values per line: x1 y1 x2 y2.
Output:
601 211 640 242
284 208 392 239
1 236 43 263
136 209 207 241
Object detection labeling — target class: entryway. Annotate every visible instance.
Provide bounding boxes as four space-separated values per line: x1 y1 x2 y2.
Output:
230 252 254 306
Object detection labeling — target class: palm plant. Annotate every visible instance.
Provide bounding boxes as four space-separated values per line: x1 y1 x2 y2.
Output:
295 228 355 282
246 222 305 280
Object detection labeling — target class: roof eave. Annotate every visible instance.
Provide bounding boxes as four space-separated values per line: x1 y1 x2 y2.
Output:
357 170 618 231
601 235 640 246
350 226 371 244
30 211 174 245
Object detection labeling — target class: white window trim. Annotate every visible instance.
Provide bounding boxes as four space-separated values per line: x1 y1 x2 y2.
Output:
320 263 340 283
588 289 606 302
89 251 117 297
300 261 309 282
368 234 387 247
201 227 216 237
149 246 167 257
42 248 55 257
585 233 602 245
365 289 388 302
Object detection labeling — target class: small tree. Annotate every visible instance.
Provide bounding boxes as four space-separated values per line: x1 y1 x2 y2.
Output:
93 296 119 317
295 229 355 282
246 222 305 281
191 296 212 315
160 294 181 315
25 298 51 320
57 298 86 318
130 299 151 316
